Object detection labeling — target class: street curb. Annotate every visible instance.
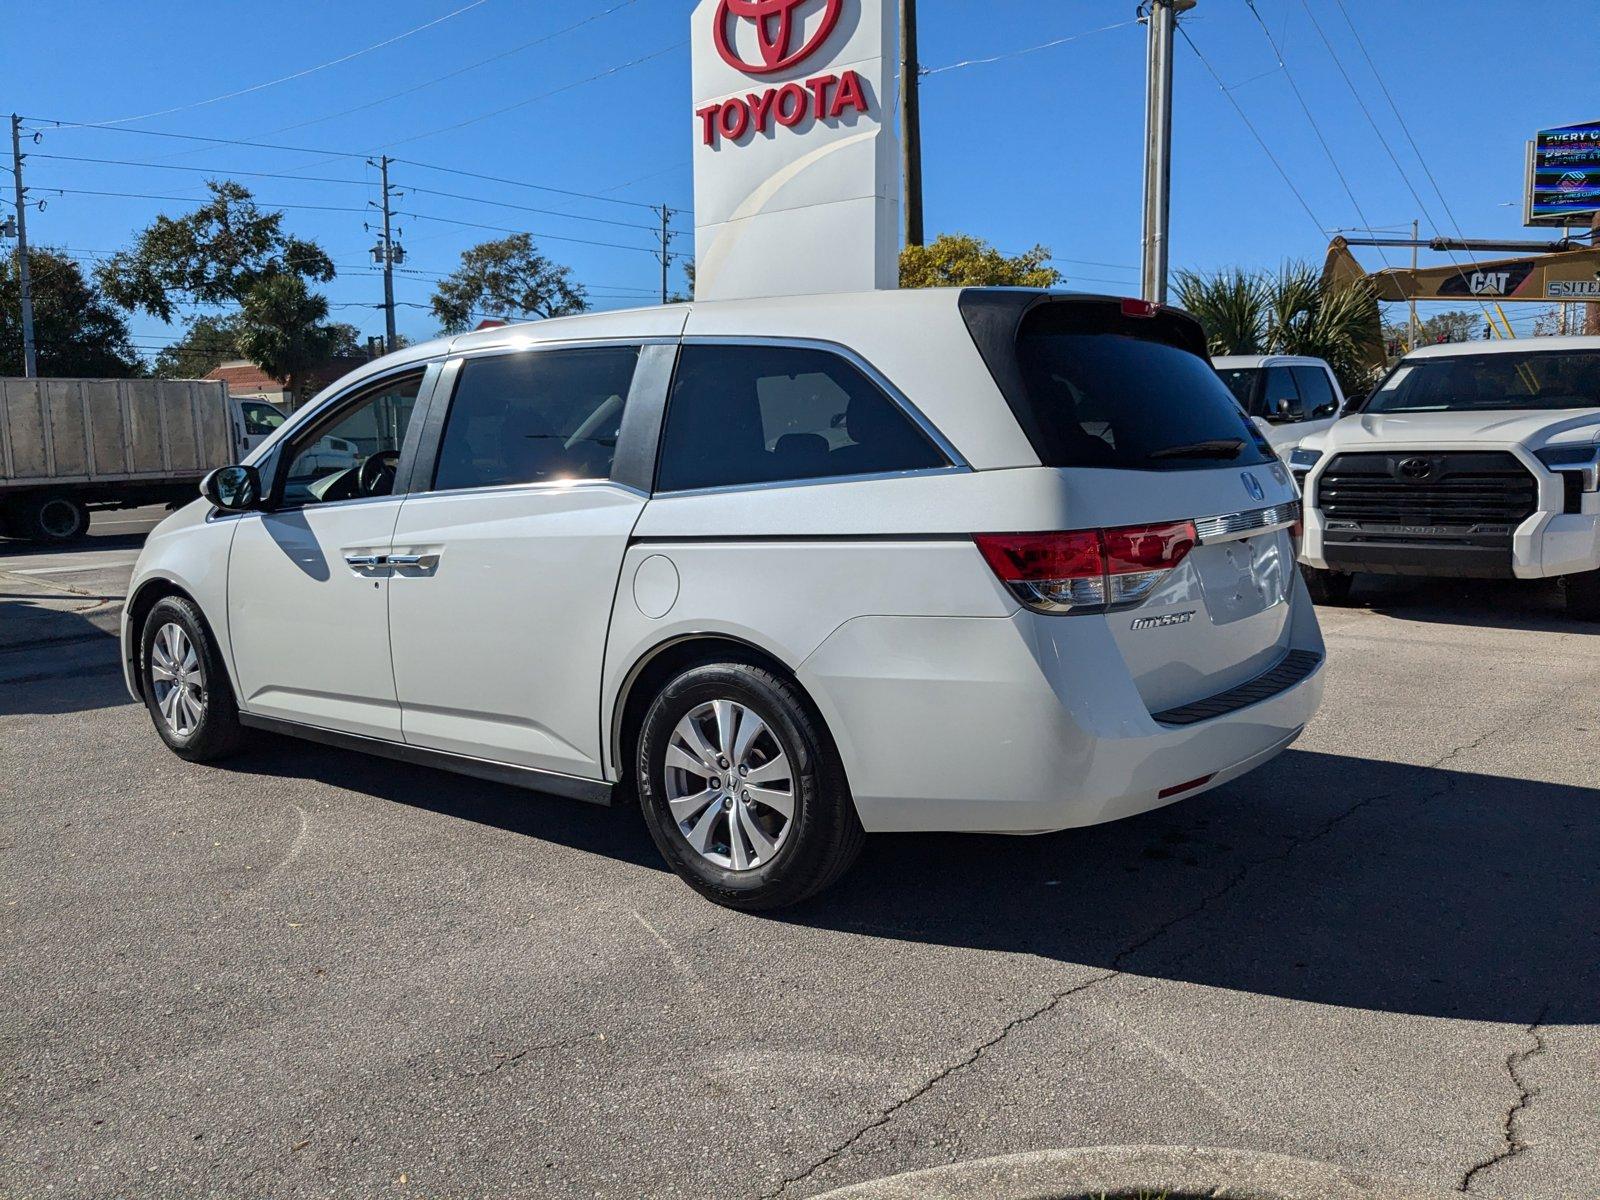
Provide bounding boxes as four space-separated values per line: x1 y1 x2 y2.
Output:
810 1145 1481 1199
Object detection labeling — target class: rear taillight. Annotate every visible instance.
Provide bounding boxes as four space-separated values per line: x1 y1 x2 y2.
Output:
974 520 1197 614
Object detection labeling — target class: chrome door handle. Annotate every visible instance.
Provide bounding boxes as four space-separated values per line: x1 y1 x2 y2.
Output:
387 553 439 568
344 554 385 568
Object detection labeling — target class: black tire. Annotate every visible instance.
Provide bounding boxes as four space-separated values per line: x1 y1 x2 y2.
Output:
139 596 246 762
21 493 89 543
636 662 864 911
1564 569 1600 622
1302 564 1356 606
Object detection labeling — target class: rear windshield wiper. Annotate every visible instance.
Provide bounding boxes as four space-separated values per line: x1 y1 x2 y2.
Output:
1146 438 1245 461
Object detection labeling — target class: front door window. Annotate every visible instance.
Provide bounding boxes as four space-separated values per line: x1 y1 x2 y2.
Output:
281 374 423 506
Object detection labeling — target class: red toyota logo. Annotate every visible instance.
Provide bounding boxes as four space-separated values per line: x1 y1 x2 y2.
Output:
713 0 843 75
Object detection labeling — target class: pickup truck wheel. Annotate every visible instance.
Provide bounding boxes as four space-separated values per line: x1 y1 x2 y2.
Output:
1564 569 1600 622
22 494 89 543
1302 564 1355 606
636 662 864 911
140 596 246 762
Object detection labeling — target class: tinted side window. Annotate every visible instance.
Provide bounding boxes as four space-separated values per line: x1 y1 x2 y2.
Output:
656 344 947 492
1262 367 1303 419
1290 366 1338 417
1217 368 1260 414
433 347 640 491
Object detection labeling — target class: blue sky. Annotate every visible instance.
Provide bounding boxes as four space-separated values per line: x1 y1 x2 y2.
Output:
5 0 1596 358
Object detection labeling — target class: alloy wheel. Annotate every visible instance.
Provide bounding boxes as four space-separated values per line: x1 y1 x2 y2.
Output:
662 699 795 871
150 622 206 738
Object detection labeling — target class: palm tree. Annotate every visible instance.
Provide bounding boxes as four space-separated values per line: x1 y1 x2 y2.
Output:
1174 262 1382 396
1172 267 1269 355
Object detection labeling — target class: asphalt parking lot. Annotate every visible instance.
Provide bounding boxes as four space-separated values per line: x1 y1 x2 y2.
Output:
3 508 1597 1199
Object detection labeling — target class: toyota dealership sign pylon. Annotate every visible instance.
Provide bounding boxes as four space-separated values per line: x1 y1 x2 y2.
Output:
691 0 900 301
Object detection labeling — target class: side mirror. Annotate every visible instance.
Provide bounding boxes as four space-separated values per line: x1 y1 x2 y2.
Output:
1312 402 1339 419
201 464 262 512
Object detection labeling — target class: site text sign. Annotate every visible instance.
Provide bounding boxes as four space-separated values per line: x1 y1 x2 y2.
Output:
691 0 900 301
1525 119 1600 226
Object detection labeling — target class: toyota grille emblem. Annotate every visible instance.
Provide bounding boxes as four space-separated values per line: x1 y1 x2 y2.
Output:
713 0 843 74
1397 457 1435 481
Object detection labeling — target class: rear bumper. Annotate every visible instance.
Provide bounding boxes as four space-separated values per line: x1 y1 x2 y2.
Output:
797 576 1325 834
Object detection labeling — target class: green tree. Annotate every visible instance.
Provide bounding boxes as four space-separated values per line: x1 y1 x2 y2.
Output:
431 234 587 333
98 181 333 322
234 276 361 403
97 181 347 401
1 248 142 377
152 314 239 379
899 233 1062 288
1380 309 1482 351
1174 262 1382 396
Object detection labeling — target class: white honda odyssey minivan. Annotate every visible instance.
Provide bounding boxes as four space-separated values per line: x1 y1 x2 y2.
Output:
124 288 1325 909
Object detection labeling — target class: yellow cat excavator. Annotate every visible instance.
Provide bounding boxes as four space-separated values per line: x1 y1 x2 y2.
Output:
1322 233 1600 370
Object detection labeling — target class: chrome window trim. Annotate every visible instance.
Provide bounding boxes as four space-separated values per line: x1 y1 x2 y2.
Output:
451 335 679 361
1194 500 1301 544
674 335 971 472
652 465 968 500
396 477 648 503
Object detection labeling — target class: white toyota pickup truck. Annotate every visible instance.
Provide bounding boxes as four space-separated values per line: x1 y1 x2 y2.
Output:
1291 336 1600 620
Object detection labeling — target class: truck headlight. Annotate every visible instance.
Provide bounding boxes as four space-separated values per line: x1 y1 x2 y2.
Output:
1534 445 1600 492
1288 447 1322 469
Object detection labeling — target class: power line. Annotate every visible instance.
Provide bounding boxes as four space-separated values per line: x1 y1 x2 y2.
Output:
394 157 675 214
1293 0 1496 325
397 208 690 258
1176 24 1327 240
261 0 641 137
20 118 370 160
922 18 1138 76
377 42 685 148
32 184 371 213
403 184 668 233
1324 0 1477 247
21 118 687 219
1242 0 1393 269
50 0 494 129
29 153 372 188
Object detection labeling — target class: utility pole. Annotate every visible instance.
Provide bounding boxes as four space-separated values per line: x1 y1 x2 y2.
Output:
377 155 397 354
656 204 673 303
1408 218 1419 350
10 114 37 378
900 0 923 248
1139 0 1192 304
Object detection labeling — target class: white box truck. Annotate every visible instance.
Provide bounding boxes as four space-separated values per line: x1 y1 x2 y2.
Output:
0 377 258 542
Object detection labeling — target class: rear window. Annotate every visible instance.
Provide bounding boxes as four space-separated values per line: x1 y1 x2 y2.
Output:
1010 305 1273 470
1364 349 1600 413
1217 367 1259 411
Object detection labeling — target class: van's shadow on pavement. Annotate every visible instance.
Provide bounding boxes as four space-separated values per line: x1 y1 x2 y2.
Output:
230 734 1599 1028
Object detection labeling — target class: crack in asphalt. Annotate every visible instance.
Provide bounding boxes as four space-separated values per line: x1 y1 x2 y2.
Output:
1457 1012 1548 1193
457 1037 583 1079
761 720 1533 1199
756 970 1116 1200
